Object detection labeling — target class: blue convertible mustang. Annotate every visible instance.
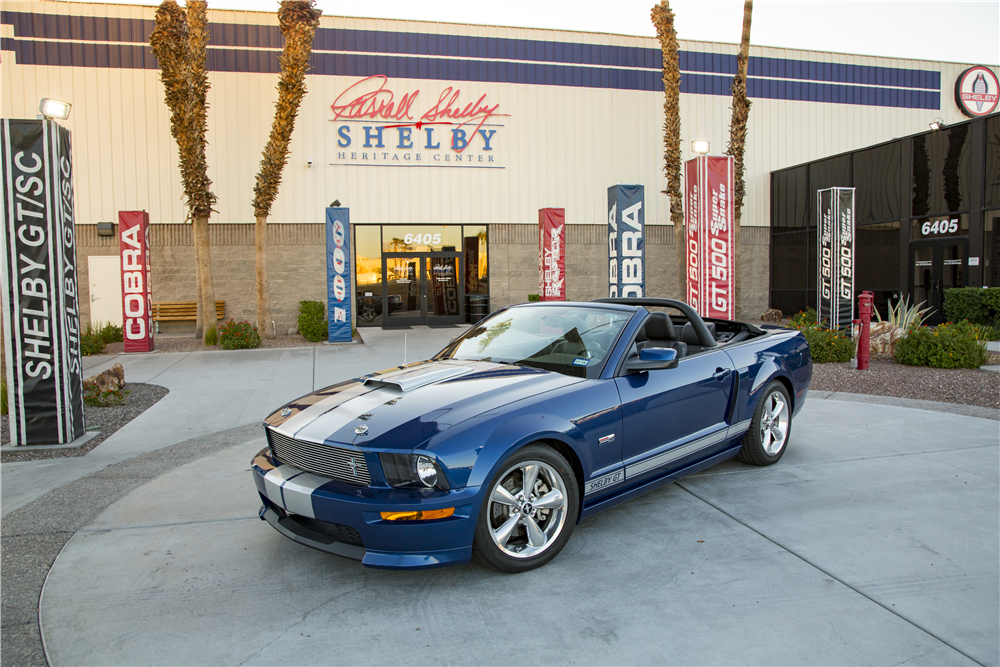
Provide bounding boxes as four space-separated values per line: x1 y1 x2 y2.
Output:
251 298 811 572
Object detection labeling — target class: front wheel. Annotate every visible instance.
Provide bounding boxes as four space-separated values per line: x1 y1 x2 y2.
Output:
473 444 579 573
738 381 792 466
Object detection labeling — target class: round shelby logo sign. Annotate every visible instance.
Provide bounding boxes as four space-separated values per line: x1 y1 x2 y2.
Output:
955 66 999 117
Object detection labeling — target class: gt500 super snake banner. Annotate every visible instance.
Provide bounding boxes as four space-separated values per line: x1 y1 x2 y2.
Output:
684 155 734 320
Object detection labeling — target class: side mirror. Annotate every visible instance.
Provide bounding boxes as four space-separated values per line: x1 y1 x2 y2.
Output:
624 347 679 373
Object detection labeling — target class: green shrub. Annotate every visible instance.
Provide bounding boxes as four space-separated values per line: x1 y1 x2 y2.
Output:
83 386 129 407
298 301 327 342
788 307 817 329
800 326 856 363
894 321 991 369
218 320 262 350
80 324 106 356
98 322 123 344
527 294 541 302
204 325 218 346
944 287 1000 329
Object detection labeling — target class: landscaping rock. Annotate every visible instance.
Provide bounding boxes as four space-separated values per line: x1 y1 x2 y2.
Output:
761 308 783 322
82 363 125 392
868 322 906 359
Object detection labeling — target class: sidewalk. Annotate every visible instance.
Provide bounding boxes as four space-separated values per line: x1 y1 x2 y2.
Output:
1 325 467 516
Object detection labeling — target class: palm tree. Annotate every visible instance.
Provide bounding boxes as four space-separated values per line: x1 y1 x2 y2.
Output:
252 1 323 339
651 1 685 299
726 0 753 318
150 0 217 339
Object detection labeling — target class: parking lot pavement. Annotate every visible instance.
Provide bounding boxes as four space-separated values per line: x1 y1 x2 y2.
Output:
0 326 468 517
37 399 999 667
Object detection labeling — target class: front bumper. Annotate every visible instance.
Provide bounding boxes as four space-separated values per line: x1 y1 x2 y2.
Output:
251 447 480 569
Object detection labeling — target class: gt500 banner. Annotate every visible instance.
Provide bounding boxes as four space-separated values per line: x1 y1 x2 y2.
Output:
607 184 644 298
1 119 85 446
817 188 855 330
684 156 734 319
326 207 353 343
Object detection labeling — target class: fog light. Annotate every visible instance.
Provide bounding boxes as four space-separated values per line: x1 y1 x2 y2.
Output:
381 508 455 521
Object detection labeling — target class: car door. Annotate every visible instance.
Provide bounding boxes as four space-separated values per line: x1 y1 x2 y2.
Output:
614 347 736 487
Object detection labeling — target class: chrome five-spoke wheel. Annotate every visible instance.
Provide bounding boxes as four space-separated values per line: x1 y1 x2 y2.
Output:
473 444 579 572
738 380 793 466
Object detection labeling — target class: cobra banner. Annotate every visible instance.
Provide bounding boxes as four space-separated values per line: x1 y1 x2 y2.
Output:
119 211 154 352
326 207 353 343
607 185 645 298
684 156 734 320
817 187 855 330
539 208 566 301
1 119 85 446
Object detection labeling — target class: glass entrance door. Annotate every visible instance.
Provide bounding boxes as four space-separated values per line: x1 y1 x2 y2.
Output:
382 253 463 326
909 239 968 325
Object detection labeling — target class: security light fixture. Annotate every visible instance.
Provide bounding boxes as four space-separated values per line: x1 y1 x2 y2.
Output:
39 98 72 120
929 118 946 130
691 140 711 154
330 199 341 207
96 221 115 237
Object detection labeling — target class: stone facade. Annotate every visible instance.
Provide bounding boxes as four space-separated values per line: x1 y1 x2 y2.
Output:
75 223 771 334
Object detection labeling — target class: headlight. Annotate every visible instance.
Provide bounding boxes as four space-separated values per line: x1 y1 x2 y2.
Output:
379 453 450 490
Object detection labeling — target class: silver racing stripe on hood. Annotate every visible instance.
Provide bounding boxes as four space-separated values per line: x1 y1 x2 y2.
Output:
283 386 404 443
275 381 378 434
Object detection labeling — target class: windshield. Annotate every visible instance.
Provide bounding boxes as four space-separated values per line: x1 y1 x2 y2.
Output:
444 305 634 377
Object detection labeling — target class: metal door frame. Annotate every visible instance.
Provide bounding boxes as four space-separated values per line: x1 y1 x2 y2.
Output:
381 252 463 327
908 237 969 325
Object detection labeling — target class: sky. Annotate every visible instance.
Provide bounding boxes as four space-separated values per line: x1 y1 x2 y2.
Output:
68 0 999 65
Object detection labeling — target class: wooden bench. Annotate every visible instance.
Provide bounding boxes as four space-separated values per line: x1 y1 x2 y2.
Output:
151 300 226 322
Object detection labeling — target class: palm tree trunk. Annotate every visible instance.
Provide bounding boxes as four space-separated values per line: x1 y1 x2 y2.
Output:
255 214 273 338
192 214 216 338
728 0 753 319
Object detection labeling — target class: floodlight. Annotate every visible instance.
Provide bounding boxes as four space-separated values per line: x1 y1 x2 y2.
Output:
929 118 946 130
39 98 71 120
691 140 710 154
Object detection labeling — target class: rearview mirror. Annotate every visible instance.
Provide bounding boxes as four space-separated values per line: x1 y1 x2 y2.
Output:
624 347 679 373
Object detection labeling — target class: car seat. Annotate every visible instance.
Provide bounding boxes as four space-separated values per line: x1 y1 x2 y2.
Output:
680 321 717 354
638 312 688 357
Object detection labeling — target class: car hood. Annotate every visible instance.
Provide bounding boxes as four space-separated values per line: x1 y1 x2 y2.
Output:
264 359 584 450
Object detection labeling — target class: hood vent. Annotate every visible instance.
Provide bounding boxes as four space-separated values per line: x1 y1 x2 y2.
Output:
363 364 473 392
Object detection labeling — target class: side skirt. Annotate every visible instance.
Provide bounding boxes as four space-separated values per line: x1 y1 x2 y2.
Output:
580 443 742 520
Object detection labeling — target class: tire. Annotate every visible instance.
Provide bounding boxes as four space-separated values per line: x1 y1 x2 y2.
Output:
473 443 579 573
737 380 793 466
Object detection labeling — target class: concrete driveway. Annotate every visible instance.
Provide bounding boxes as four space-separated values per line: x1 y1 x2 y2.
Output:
35 396 1000 666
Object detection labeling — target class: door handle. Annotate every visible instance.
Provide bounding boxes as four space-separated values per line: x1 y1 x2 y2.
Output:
713 368 732 381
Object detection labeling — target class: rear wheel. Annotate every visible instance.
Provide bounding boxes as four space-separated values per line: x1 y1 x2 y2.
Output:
738 381 792 466
473 444 579 573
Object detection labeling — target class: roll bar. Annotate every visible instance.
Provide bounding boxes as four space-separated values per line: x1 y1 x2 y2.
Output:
593 297 718 349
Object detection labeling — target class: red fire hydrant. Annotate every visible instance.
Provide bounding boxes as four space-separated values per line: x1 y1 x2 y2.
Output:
857 291 874 370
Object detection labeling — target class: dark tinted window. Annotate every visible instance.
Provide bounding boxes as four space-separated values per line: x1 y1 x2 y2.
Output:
772 166 809 228
856 222 900 291
809 155 852 226
853 142 900 224
912 123 972 216
771 231 809 290
986 115 1000 210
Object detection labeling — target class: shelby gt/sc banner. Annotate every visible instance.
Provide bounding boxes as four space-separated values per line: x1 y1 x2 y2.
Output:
607 184 645 298
539 208 565 301
817 187 855 330
326 207 353 343
1 119 85 446
684 155 734 320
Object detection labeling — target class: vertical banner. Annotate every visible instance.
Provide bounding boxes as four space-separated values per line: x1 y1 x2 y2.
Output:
607 185 644 298
326 207 353 343
684 160 700 311
539 208 566 300
119 211 154 352
684 156 734 319
817 187 856 330
1 119 85 446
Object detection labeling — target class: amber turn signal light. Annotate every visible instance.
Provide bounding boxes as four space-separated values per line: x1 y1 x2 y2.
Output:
380 508 455 521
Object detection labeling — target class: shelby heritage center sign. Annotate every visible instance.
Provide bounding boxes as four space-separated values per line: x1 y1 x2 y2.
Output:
817 187 856 330
1 119 85 446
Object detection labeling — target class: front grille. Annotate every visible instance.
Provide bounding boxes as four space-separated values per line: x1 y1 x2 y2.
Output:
267 429 371 486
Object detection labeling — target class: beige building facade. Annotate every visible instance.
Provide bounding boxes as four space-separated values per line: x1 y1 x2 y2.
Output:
2 1 990 332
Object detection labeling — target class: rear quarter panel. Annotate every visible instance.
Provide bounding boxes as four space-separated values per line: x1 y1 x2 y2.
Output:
724 328 812 426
